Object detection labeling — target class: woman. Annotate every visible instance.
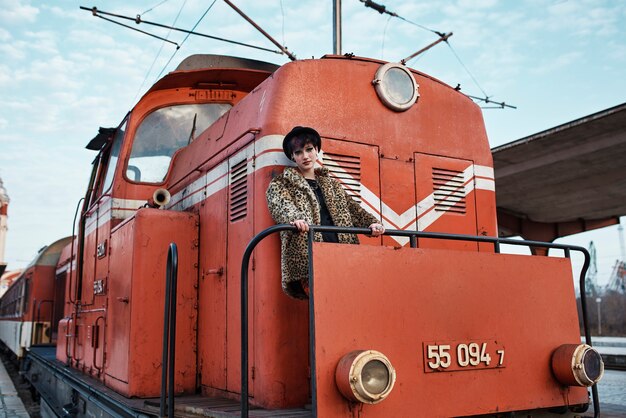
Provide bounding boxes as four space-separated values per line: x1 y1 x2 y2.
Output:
266 126 385 299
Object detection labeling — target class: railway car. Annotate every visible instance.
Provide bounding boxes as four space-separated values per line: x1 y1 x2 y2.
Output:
19 53 605 418
0 236 72 359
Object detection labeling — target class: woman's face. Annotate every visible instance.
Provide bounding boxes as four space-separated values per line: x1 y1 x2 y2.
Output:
292 142 318 173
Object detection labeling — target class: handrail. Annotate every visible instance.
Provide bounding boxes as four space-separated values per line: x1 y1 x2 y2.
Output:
239 225 598 418
92 315 106 373
34 299 54 345
160 243 178 418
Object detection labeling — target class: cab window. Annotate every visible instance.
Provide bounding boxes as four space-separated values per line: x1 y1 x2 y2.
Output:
127 103 231 183
101 120 126 194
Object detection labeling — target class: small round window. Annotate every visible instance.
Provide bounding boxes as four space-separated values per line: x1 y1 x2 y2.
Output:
372 63 419 112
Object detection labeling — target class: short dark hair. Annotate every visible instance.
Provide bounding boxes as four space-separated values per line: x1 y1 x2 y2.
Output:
282 126 321 158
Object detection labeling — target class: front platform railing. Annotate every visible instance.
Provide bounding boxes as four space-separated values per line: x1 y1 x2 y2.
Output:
239 225 598 418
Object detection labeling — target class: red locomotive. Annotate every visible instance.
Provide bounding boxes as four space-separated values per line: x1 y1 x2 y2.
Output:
3 53 604 417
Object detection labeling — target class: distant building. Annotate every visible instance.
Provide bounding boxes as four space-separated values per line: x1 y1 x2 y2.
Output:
0 178 8 274
0 269 22 298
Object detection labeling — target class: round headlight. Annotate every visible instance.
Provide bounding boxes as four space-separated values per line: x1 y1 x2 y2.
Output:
361 359 390 394
372 63 419 111
551 344 604 387
335 350 396 404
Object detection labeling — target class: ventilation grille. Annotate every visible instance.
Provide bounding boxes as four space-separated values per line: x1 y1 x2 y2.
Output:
324 152 362 203
229 160 248 222
432 167 466 214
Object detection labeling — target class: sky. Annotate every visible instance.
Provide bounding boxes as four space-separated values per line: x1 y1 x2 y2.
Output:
0 0 625 287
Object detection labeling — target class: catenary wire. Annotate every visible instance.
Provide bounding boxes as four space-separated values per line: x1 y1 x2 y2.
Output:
445 42 489 99
92 14 179 47
141 0 173 16
133 0 188 103
359 0 442 35
381 14 392 60
156 0 217 80
359 0 514 109
280 0 285 47
80 7 283 55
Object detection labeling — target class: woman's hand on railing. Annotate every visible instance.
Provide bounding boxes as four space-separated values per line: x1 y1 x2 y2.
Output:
369 223 385 237
291 219 310 232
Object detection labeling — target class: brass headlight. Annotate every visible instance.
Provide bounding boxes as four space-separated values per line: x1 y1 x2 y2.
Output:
551 344 604 387
335 350 396 404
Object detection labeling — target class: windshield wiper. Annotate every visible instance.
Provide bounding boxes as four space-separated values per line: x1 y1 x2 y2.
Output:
187 113 197 145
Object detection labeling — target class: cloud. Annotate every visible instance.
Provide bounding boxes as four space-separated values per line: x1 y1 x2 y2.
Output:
0 0 39 23
0 29 59 62
42 5 65 18
24 30 60 55
0 64 11 86
66 29 118 48
0 28 10 41
547 1 624 38
529 51 584 75
458 0 498 9
607 39 626 62
0 43 27 60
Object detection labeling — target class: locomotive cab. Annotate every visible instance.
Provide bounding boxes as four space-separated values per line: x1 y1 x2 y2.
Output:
56 55 279 394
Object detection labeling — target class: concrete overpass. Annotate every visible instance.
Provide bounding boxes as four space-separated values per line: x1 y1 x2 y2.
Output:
493 102 626 244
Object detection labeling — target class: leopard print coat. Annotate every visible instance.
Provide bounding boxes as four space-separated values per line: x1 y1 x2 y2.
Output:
266 166 379 298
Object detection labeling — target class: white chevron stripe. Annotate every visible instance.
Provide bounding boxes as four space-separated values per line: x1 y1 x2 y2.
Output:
82 134 495 249
475 178 495 191
84 197 147 235
474 165 494 179
324 154 494 246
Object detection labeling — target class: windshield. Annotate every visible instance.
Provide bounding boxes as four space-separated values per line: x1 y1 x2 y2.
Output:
128 103 231 183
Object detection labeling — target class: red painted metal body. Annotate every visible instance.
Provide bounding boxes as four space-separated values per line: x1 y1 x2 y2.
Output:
313 244 586 416
5 54 591 416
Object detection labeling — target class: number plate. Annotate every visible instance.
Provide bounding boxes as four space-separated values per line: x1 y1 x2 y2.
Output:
423 340 505 372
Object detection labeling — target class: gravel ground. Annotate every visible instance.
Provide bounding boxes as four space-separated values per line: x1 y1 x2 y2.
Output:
0 352 40 418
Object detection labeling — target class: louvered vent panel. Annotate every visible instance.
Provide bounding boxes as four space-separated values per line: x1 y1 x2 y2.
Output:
432 167 466 214
229 160 248 222
324 152 362 203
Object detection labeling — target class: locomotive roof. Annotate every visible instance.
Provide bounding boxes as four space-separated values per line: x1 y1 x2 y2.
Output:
25 236 74 269
144 54 279 97
174 54 280 73
144 54 463 103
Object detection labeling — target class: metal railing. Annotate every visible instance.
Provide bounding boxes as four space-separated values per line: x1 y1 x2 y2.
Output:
240 225 598 418
160 243 178 418
33 299 53 345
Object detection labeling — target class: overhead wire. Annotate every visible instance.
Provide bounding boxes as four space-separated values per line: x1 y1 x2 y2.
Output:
380 16 392 59
91 13 179 47
359 0 515 109
445 42 488 99
395 14 443 37
133 0 188 103
80 6 283 55
280 0 285 47
156 0 217 79
359 0 441 35
141 0 173 16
